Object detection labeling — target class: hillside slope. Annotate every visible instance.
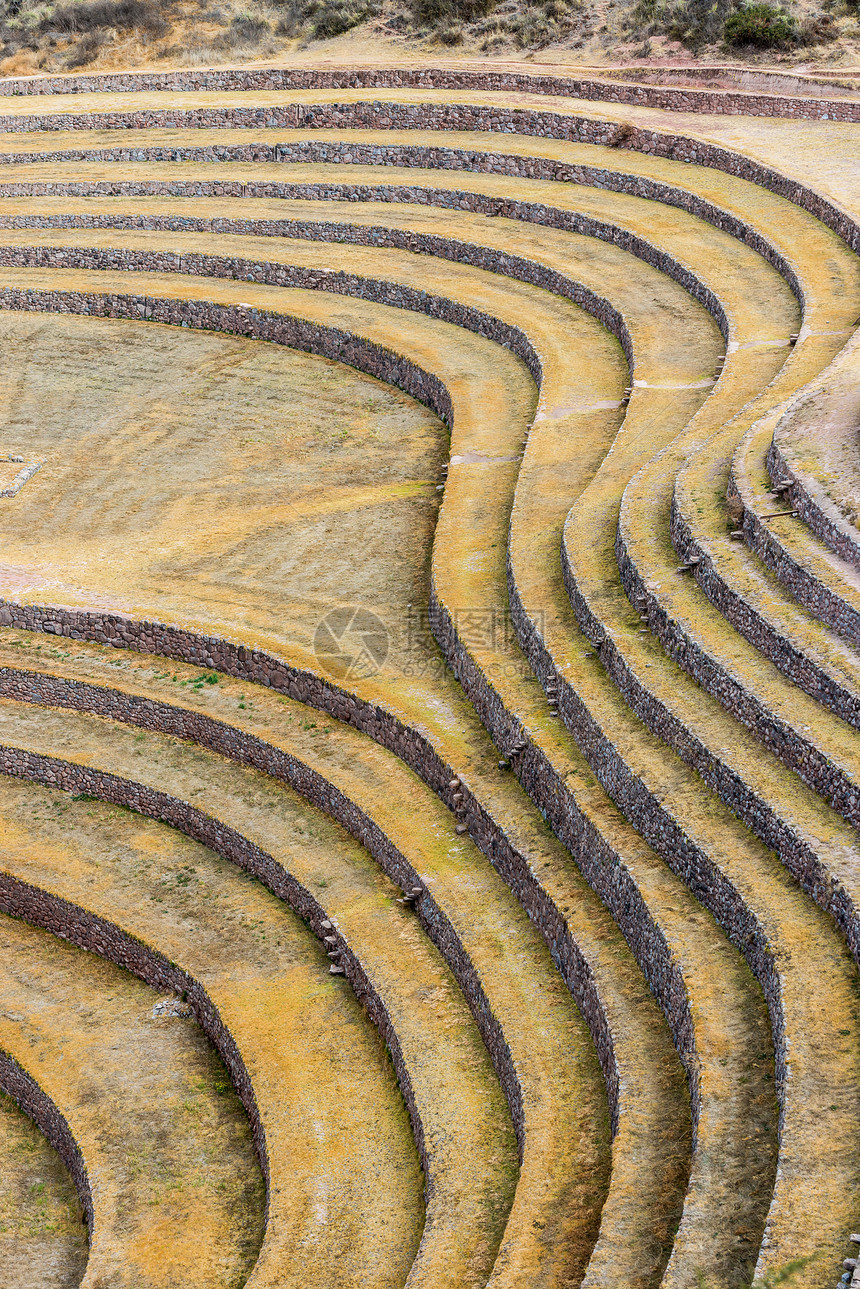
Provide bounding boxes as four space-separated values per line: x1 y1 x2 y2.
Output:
0 0 857 83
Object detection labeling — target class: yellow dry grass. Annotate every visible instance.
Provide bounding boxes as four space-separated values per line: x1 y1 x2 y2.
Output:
0 62 856 1289
0 912 266 1289
0 774 428 1289
0 1087 87 1288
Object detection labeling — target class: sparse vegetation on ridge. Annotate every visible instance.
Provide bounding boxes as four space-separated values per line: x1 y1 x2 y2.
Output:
724 2 798 45
0 0 855 74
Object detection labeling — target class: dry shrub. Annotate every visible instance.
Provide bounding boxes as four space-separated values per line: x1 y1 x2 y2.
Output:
488 0 582 49
213 9 269 43
412 0 491 29
273 0 376 39
46 0 168 34
626 0 732 50
796 8 836 39
310 0 373 35
0 45 42 70
66 26 103 61
273 6 299 30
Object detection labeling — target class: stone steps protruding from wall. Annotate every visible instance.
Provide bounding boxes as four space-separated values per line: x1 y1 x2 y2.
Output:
731 412 860 647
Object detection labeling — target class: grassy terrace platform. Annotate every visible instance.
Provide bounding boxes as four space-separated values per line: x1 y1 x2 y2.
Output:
0 1081 87 1289
0 61 856 1289
0 908 265 1289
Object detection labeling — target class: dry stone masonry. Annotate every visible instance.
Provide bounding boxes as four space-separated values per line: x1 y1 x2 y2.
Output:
0 61 856 1289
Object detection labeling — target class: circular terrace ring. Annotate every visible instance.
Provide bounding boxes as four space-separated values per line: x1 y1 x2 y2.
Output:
313 606 390 681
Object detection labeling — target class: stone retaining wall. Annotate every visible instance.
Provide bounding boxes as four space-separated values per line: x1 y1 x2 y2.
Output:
0 244 548 386
0 65 856 122
730 453 860 648
502 547 794 1124
0 70 853 1282
0 660 623 1143
0 732 540 1170
0 261 816 1162
0 283 456 419
669 492 860 728
600 530 860 956
768 439 860 571
599 63 855 92
719 361 860 646
0 267 695 1138
0 156 788 319
0 94 843 268
0 241 652 1142
0 245 845 837
0 94 844 271
0 1047 93 1231
0 748 477 1219
612 519 860 823
427 580 703 1128
0 865 272 1225
0 108 851 1220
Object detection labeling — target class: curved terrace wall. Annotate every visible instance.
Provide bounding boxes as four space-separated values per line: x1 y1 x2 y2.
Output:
0 63 856 1289
0 95 851 260
730 454 860 647
0 1048 93 1233
669 491 860 727
0 65 855 121
0 281 748 1169
0 264 846 1156
0 738 529 1161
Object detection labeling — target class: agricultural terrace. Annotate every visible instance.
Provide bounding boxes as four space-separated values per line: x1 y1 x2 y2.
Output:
0 58 855 1289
